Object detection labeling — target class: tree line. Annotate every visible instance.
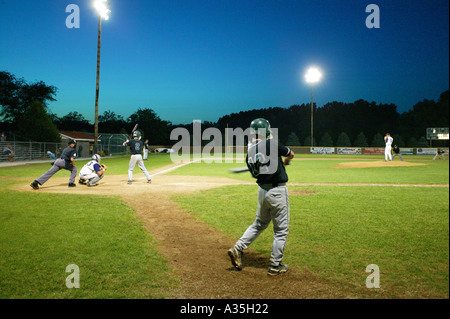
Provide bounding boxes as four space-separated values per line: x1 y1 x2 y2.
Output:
1 71 448 147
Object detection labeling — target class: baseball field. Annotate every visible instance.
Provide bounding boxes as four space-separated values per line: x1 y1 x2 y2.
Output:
0 153 448 299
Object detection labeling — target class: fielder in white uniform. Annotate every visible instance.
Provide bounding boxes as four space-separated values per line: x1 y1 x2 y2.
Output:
79 154 104 187
143 139 149 160
384 133 393 161
123 130 152 184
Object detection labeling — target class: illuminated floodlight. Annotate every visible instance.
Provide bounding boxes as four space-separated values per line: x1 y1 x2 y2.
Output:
305 67 322 84
94 0 111 20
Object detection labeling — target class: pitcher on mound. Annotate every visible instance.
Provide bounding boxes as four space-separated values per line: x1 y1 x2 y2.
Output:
123 130 152 184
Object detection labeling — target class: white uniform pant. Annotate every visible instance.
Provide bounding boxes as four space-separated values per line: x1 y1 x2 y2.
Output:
385 146 392 161
143 149 148 160
80 171 103 184
128 154 151 181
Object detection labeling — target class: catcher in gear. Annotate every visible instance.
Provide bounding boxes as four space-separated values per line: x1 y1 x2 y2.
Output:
79 154 106 187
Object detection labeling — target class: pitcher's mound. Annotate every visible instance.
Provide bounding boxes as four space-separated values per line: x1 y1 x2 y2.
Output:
336 161 426 168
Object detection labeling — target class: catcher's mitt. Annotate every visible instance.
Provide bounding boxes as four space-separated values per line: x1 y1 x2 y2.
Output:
100 164 108 171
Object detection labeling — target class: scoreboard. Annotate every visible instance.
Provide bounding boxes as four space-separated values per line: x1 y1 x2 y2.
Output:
427 128 449 140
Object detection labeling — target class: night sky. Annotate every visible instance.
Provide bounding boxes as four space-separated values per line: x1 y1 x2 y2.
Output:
1 0 448 124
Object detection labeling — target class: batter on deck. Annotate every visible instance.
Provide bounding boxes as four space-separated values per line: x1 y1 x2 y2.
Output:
228 118 294 276
122 130 151 184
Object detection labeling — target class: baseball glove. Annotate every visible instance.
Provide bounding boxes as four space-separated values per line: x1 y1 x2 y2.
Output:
100 164 108 171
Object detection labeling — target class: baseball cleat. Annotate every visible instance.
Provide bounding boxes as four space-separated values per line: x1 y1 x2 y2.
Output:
78 179 87 185
127 180 132 184
87 183 97 187
68 183 76 187
30 181 39 190
228 247 243 270
147 179 152 183
267 264 289 276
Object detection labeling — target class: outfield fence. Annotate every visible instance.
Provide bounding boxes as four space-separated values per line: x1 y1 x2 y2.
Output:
2 140 447 163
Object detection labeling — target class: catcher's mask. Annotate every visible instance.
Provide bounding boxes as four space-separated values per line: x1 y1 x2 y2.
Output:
133 130 142 140
250 118 272 139
92 154 101 163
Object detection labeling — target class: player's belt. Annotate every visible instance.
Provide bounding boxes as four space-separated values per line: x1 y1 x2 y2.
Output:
259 182 286 188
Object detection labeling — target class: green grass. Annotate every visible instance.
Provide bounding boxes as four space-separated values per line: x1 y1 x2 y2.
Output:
169 156 449 298
0 155 176 298
167 157 449 185
1 153 448 298
172 184 449 298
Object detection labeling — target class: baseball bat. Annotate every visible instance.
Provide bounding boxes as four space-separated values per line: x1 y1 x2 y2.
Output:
129 124 138 139
229 167 249 173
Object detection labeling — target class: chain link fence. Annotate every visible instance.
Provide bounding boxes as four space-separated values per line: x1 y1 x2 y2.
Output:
98 133 128 156
0 133 130 162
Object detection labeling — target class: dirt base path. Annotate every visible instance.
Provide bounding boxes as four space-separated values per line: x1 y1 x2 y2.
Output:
13 164 401 299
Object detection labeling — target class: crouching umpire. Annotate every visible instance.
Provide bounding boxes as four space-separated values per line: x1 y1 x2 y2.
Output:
30 139 78 190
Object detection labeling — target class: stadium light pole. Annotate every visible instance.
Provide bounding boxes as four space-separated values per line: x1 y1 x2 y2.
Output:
93 0 111 154
305 67 322 147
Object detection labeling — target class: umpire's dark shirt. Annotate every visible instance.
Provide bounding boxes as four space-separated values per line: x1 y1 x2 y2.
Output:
246 138 291 185
126 139 144 155
60 146 77 162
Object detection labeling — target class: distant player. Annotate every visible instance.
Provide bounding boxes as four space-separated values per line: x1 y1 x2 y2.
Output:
122 130 152 184
384 133 393 161
433 149 448 161
30 139 77 189
79 154 105 187
143 139 149 160
392 145 404 161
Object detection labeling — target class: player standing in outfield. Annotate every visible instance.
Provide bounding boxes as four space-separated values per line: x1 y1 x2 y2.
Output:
30 139 78 190
143 139 149 160
384 133 393 161
79 154 106 187
122 130 151 184
228 118 294 276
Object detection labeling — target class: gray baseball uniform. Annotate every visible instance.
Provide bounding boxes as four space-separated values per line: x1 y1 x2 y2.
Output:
234 138 291 267
36 146 77 185
124 139 151 182
235 183 290 266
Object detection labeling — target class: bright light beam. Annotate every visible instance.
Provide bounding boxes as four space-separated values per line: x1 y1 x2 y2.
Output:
305 67 322 84
94 0 111 20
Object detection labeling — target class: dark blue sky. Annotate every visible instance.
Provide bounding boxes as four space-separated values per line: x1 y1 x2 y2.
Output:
1 0 448 124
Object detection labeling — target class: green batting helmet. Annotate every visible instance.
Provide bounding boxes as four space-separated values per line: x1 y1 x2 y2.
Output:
133 130 142 139
250 118 272 138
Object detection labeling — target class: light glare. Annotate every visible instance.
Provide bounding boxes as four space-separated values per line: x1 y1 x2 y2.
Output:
94 0 110 20
305 67 322 84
